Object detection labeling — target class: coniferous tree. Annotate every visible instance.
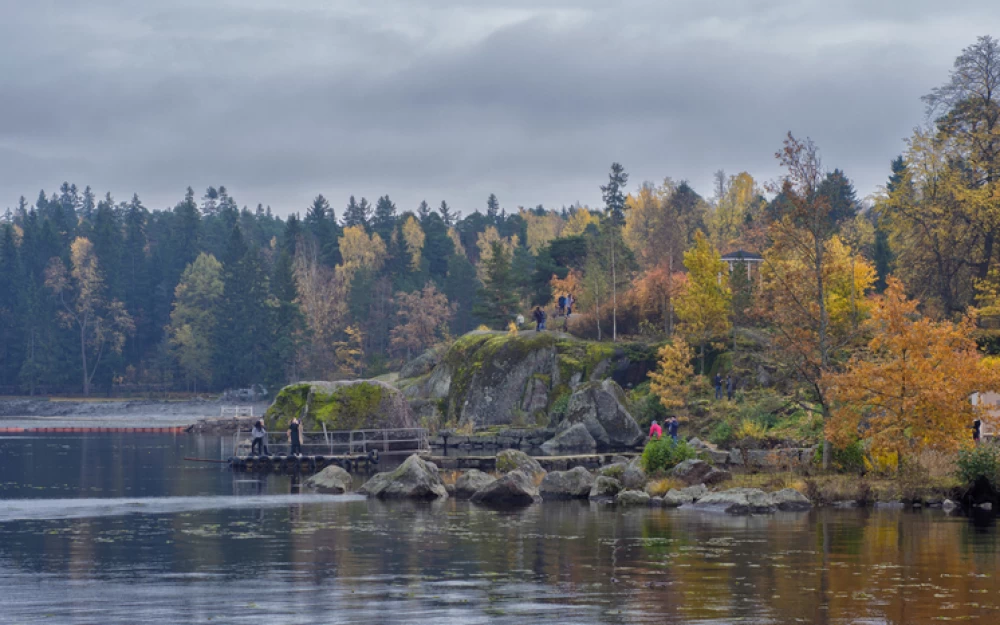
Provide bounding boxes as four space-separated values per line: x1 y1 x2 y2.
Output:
473 241 519 329
486 194 500 222
438 200 455 226
373 195 397 244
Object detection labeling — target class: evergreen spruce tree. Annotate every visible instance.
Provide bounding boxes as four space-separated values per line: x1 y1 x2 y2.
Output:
373 195 397 244
486 194 500 223
472 241 519 329
445 253 481 335
343 195 372 230
438 200 455 226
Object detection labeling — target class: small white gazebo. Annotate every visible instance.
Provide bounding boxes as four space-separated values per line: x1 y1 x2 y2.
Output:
721 250 764 280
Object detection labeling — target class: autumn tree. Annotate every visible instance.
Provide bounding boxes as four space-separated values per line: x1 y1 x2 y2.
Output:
826 278 999 462
676 231 731 373
168 253 224 391
648 337 695 412
627 263 687 336
400 215 425 271
295 239 349 378
45 237 134 395
390 284 455 360
562 208 599 237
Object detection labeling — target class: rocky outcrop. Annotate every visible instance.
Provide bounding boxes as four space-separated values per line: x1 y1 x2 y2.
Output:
399 347 444 379
304 465 353 494
496 450 546 479
622 461 646 490
670 459 731 486
539 467 595 499
454 469 496 499
660 484 708 507
265 380 414 431
359 455 448 500
540 423 597 455
770 488 812 511
562 380 642 449
470 470 540 506
589 476 623 501
616 490 651 506
685 488 812 515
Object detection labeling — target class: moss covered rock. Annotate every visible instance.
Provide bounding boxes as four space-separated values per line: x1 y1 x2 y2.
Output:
264 380 414 431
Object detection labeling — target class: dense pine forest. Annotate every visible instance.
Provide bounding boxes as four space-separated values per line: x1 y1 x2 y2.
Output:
0 35 997 411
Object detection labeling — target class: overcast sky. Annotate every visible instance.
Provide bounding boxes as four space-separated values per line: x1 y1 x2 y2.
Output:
1 1 997 217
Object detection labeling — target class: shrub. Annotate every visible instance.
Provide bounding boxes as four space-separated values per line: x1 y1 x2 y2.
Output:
956 444 1000 487
549 393 570 420
709 420 734 447
812 440 866 472
736 419 768 441
641 437 699 474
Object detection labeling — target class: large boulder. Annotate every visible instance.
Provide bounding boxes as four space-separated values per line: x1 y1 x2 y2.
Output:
399 347 443 379
686 488 777 515
660 484 708 507
562 380 643 449
304 465 353 494
470 470 540 506
539 467 595 499
359 455 448 500
454 469 496 499
540 423 597 455
496 450 546 479
670 459 731 486
770 488 812 511
589 476 624 501
265 380 414 431
622 460 647 490
616 490 652 506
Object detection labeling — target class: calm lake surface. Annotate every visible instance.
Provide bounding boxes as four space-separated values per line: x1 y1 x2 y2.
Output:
1 433 999 624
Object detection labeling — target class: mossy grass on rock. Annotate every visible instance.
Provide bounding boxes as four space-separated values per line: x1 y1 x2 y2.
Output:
359 455 448 500
401 331 660 429
590 476 624 501
496 449 546 479
264 380 414 431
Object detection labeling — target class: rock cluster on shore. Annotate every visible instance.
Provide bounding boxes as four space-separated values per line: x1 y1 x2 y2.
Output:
343 453 815 515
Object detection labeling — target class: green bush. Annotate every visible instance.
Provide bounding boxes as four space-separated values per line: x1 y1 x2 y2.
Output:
641 438 699 474
709 420 734 446
812 440 866 472
549 393 570 420
956 444 1000 487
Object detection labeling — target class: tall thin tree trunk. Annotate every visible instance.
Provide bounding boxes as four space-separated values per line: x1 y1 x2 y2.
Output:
610 232 618 342
667 249 674 337
816 236 831 470
595 276 602 341
80 323 89 396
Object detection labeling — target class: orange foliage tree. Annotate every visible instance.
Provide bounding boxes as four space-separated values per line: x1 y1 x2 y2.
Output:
826 278 999 461
627 264 687 336
390 284 455 361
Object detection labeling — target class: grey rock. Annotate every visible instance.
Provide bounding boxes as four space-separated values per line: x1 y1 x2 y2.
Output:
708 450 730 465
686 488 777 515
688 437 705 449
496 450 546 479
942 499 958 511
661 484 709 507
540 467 595 499
728 449 745 466
616 489 652 506
670 459 719 486
454 469 497 499
470 470 540 507
359 454 449 500
875 502 905 510
833 500 859 508
589 476 624 501
770 488 812 511
598 462 628 480
304 465 353 494
521 377 550 416
563 380 643 448
622 464 647 490
540 423 597 455
399 347 443 379
649 496 665 507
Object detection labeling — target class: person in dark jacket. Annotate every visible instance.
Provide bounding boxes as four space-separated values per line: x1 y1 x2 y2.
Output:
714 373 723 400
667 417 679 442
287 417 303 456
533 307 547 331
726 374 735 401
250 420 269 456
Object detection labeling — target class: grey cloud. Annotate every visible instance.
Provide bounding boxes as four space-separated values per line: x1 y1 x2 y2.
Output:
0 0 997 215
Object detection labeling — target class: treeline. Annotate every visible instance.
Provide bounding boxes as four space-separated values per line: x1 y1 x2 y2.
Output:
0 35 996 400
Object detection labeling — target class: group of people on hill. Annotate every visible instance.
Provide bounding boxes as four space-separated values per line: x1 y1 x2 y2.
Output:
249 417 303 456
714 373 737 401
649 417 679 442
531 294 576 332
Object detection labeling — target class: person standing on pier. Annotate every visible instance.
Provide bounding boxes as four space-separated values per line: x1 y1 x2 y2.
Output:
288 417 303 456
251 420 269 456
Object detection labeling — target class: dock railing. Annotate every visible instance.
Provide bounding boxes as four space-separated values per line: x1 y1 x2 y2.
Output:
231 426 429 458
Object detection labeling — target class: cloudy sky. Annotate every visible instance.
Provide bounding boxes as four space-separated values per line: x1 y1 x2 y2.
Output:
1 0 997 216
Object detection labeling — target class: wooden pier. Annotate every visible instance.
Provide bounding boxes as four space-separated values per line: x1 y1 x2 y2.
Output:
0 426 188 434
228 452 380 474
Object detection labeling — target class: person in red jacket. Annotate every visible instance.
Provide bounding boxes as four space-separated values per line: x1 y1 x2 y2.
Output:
649 420 663 439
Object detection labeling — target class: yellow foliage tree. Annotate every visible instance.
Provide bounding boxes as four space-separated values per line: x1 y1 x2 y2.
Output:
648 337 695 411
826 278 999 461
708 171 761 251
338 225 386 283
401 215 425 271
521 209 565 253
676 231 731 373
623 179 683 271
475 226 518 280
562 208 600 237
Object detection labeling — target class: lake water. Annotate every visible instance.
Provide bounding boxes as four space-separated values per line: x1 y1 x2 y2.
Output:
1 433 999 624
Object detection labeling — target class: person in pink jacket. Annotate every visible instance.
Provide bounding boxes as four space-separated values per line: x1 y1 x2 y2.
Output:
649 420 663 439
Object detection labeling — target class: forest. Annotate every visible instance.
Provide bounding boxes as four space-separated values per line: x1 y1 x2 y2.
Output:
0 35 998 467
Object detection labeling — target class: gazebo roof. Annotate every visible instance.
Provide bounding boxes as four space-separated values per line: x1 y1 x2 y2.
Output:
721 249 763 262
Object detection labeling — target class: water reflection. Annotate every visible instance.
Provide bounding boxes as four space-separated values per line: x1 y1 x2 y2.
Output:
0 434 999 624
